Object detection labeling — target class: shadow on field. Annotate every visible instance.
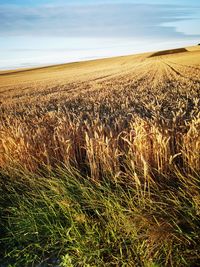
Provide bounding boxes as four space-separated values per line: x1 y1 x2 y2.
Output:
149 48 188 57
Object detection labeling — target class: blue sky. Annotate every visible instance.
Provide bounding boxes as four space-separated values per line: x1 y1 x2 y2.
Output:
0 0 199 69
0 0 200 5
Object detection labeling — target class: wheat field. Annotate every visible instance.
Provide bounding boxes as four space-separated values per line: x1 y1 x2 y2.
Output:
0 46 200 266
0 46 199 174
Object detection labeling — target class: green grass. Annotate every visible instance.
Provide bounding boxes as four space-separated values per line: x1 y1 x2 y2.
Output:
0 165 200 267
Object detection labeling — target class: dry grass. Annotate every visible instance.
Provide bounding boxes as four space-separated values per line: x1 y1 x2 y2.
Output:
0 46 200 266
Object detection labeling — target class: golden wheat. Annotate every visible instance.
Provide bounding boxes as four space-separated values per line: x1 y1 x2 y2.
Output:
0 46 199 181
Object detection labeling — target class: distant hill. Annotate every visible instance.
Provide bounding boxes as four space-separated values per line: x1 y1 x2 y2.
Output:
149 47 188 57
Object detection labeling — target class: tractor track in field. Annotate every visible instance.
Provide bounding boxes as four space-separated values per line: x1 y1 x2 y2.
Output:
159 59 200 86
167 63 200 83
165 60 200 72
0 49 200 109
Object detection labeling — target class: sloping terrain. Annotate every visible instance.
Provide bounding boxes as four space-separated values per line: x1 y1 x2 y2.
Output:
0 45 200 267
149 47 188 57
0 46 200 170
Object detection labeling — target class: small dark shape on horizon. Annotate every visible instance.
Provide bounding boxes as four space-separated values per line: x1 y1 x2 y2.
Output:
149 48 188 57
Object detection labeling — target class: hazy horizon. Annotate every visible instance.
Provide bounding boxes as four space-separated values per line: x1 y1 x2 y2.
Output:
0 0 200 70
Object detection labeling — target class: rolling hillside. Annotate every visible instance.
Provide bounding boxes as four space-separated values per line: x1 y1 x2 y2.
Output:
0 46 200 266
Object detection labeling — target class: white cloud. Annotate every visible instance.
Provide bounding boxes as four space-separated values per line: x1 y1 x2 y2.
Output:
0 3 199 39
0 2 199 69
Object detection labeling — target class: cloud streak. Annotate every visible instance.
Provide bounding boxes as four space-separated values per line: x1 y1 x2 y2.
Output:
0 1 199 70
0 3 199 39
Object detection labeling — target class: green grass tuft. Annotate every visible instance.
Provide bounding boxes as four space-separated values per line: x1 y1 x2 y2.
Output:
0 166 200 266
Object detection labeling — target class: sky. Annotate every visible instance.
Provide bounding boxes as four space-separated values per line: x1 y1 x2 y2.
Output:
0 0 200 70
